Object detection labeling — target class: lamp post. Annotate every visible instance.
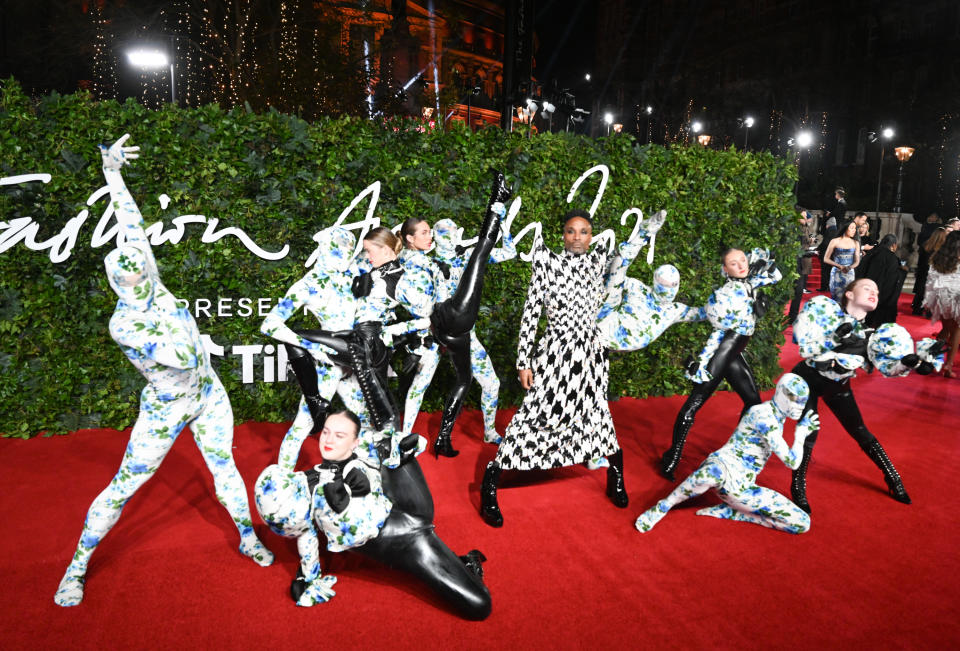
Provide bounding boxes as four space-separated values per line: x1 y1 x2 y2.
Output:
742 116 755 150
893 146 915 214
604 112 614 136
791 131 815 195
644 105 653 144
465 85 480 129
873 127 895 222
127 48 176 105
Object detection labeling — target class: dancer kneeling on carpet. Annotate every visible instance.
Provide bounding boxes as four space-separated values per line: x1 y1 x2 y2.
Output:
789 281 944 513
55 135 272 607
255 410 491 619
661 247 782 480
481 208 627 529
636 373 817 534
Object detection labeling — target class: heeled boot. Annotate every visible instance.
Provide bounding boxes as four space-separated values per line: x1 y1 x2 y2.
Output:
458 549 488 580
284 344 329 435
480 461 503 527
661 394 704 480
606 449 629 508
433 400 461 458
862 439 911 504
791 443 814 514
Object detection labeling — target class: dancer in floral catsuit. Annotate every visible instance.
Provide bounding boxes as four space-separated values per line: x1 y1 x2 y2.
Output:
260 227 371 469
430 217 517 449
255 410 491 619
54 135 273 607
635 373 818 535
660 247 782 480
788 285 944 512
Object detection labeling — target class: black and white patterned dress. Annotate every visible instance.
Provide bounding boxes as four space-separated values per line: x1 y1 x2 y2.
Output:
495 242 619 470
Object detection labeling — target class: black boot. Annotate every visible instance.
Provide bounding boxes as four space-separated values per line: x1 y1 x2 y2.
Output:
284 344 330 435
661 393 704 480
480 462 503 527
606 449 629 507
791 443 814 514
458 549 488 580
862 439 911 504
433 401 461 458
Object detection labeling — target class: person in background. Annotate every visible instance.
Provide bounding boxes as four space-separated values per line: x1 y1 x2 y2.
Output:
858 234 906 328
788 207 822 324
912 213 942 315
818 189 845 291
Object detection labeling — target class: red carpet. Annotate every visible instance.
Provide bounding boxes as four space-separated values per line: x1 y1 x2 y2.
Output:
1 293 958 648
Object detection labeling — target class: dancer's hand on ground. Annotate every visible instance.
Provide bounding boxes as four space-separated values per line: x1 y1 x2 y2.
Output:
518 368 533 390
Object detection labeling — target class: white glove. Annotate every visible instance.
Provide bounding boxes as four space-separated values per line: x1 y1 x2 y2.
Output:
296 575 338 606
99 133 140 170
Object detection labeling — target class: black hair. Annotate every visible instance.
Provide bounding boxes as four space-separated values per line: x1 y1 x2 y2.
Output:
329 409 362 437
562 208 592 227
879 233 897 249
835 188 846 199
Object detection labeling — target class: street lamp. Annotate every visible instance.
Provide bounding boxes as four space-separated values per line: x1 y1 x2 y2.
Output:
740 116 755 150
604 112 614 135
870 127 895 221
893 146 915 214
794 131 813 148
127 48 176 105
643 105 654 143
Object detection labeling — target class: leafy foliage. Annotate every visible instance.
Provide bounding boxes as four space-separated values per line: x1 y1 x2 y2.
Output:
0 79 799 437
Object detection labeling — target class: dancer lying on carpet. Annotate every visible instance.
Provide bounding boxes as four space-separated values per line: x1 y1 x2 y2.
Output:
429 214 517 451
255 410 491 619
261 227 370 469
480 208 628 528
284 171 511 467
660 247 782 480
635 373 817 534
55 135 272 607
789 282 944 513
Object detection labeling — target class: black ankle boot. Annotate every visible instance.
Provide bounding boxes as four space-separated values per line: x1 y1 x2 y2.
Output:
480 462 503 527
433 433 460 458
863 439 911 504
606 450 629 508
791 444 814 514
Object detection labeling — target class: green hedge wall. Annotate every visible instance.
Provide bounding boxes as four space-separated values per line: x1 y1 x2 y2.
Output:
0 79 799 438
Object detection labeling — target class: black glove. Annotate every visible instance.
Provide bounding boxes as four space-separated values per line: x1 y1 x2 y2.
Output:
435 260 451 279
901 353 936 376
748 258 768 277
488 168 512 206
352 272 372 298
925 339 949 360
753 290 769 319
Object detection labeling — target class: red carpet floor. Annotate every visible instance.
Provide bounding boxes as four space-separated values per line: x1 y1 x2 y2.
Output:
1 291 958 649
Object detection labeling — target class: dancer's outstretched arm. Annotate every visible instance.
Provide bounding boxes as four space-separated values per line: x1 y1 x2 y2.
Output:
261 276 342 362
100 135 159 277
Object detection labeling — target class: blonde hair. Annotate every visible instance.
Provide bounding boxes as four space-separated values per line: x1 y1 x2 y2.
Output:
364 226 403 254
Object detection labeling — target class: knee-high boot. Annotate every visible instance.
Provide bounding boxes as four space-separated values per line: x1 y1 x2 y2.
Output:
284 343 331 435
791 440 815 514
480 461 503 527
661 393 706 480
606 449 628 507
434 397 463 458
862 439 911 504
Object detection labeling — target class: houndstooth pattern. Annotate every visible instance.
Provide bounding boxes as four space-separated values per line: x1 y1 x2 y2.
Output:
496 243 619 470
